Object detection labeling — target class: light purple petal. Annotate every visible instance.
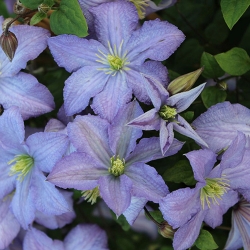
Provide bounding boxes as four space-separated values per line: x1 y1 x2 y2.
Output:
128 108 161 131
64 224 108 250
220 131 246 170
11 172 36 229
173 211 205 250
2 25 50 76
0 73 54 120
23 227 64 250
30 168 72 215
91 72 132 122
64 66 108 116
91 1 138 48
68 115 112 165
192 102 250 153
99 175 133 216
44 119 66 133
0 196 20 249
224 214 243 250
173 115 208 147
0 156 16 199
108 101 143 159
146 0 177 14
159 187 200 228
123 197 147 225
47 152 106 190
142 74 169 110
0 107 24 149
126 19 185 64
126 137 163 165
185 149 217 182
48 36 105 72
26 132 69 173
160 121 174 155
166 83 206 113
35 191 75 229
126 163 169 202
126 69 151 103
204 190 239 228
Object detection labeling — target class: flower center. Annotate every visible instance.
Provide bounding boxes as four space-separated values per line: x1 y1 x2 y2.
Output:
200 177 230 209
108 155 125 177
129 0 150 19
8 154 34 181
96 40 129 76
81 187 100 205
158 105 177 121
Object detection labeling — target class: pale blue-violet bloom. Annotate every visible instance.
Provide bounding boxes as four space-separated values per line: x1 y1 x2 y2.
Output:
0 107 71 229
48 1 185 121
0 16 54 119
47 101 184 216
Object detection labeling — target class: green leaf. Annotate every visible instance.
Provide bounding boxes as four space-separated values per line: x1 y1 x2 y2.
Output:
20 0 43 9
50 0 88 37
201 52 224 79
201 86 227 109
214 47 250 76
111 212 130 231
181 111 194 122
163 160 196 186
146 211 164 223
195 230 218 250
221 0 250 29
30 12 47 26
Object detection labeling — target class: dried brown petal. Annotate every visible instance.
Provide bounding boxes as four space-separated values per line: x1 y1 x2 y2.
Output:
0 31 18 61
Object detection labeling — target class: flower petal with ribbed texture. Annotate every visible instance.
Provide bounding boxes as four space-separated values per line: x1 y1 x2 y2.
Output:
0 73 54 120
99 174 133 216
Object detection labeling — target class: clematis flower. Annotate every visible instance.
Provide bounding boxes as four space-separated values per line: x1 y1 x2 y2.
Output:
48 101 184 216
128 77 208 154
224 198 250 250
0 16 54 119
4 0 16 13
159 133 245 250
192 101 250 153
23 224 108 250
48 1 185 121
0 107 71 229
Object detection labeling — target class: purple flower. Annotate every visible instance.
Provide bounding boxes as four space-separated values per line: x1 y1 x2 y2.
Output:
225 198 250 250
48 1 185 121
0 107 71 229
159 134 243 249
4 0 15 13
128 78 207 154
48 101 183 216
192 101 250 153
23 224 108 250
0 17 54 119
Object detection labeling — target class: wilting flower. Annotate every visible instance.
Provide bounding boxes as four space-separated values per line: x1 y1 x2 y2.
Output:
225 198 250 250
23 224 108 250
0 107 71 229
48 1 184 121
48 101 183 216
128 78 207 154
0 16 54 119
192 101 250 153
159 133 246 249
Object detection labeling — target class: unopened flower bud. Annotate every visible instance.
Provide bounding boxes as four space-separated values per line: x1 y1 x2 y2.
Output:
14 0 28 14
167 67 204 95
38 3 51 14
158 221 175 239
0 31 18 61
219 81 227 91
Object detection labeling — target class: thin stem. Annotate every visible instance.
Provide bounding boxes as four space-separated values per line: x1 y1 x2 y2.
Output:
4 9 37 35
144 206 161 226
